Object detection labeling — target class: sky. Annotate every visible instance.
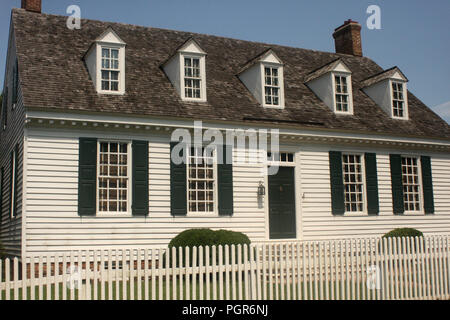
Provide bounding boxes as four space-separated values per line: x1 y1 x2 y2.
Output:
1 0 449 123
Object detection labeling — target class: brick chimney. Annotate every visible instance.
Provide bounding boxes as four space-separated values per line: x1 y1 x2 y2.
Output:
21 0 41 13
333 19 362 57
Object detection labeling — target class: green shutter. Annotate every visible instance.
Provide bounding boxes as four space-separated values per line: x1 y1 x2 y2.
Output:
12 145 19 217
12 59 18 104
329 151 345 215
132 140 149 216
170 142 187 216
0 168 3 227
365 153 379 215
78 138 97 216
218 144 233 216
421 156 434 214
390 154 404 215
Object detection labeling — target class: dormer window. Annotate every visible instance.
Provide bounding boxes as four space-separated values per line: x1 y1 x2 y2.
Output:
162 38 207 102
101 48 120 92
361 67 409 120
84 28 126 95
264 66 280 106
184 56 202 99
239 49 285 109
392 81 405 118
305 59 353 115
334 75 350 112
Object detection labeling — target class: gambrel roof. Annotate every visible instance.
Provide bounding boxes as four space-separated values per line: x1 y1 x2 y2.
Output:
11 8 450 140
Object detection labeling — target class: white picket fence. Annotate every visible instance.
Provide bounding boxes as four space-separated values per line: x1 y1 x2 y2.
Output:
1 235 449 300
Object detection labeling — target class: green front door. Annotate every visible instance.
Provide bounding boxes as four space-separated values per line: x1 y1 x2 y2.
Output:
268 166 296 239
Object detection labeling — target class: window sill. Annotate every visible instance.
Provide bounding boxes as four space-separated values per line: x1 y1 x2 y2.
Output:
94 212 134 218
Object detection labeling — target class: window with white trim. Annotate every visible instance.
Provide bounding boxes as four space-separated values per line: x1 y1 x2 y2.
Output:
342 154 365 212
184 56 202 99
188 146 216 213
335 75 350 112
101 48 120 92
98 141 130 213
392 82 405 118
401 156 421 212
267 152 294 164
264 67 280 106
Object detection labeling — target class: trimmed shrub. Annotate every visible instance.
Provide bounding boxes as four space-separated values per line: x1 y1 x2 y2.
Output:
380 228 424 253
382 228 424 239
165 228 251 267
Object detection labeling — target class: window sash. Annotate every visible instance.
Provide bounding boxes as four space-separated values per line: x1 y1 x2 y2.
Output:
187 146 216 213
97 141 130 214
184 57 202 99
101 48 120 92
264 67 280 106
392 82 405 117
401 156 421 212
342 154 365 213
335 76 349 112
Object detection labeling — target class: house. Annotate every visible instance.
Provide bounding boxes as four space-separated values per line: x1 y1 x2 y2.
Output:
1 0 450 259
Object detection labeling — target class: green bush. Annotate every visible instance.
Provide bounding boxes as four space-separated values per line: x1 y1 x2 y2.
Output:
165 228 251 267
380 228 424 253
382 228 424 239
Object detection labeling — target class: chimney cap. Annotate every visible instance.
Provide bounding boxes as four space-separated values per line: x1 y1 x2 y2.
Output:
21 0 42 13
334 19 361 32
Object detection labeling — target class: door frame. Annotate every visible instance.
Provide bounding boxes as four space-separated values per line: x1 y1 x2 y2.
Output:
263 147 303 241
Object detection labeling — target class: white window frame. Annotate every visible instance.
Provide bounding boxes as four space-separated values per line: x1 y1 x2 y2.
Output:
260 63 285 109
180 54 207 102
401 155 423 214
390 80 409 120
96 140 132 216
100 47 120 93
342 153 367 215
97 44 126 95
186 145 218 216
267 151 295 167
332 73 353 115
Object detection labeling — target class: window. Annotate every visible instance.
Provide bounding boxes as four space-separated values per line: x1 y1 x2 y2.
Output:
392 82 405 118
342 154 365 212
98 141 130 213
101 48 120 92
335 75 349 112
12 59 18 106
2 87 8 130
267 152 294 164
264 67 280 106
184 56 202 99
10 146 18 218
188 146 216 213
401 156 421 212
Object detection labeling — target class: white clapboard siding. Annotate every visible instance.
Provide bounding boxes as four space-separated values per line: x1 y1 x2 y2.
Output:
24 129 266 256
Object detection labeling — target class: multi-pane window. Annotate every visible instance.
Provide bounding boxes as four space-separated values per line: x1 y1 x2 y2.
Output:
101 48 120 92
401 157 421 211
184 57 201 99
392 82 405 118
264 67 280 106
342 154 364 212
267 152 294 163
98 142 129 213
335 75 349 112
188 147 216 213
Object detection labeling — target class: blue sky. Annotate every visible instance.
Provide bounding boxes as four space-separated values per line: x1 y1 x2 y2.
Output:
1 0 449 123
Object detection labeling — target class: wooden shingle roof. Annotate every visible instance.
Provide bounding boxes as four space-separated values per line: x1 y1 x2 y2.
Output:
12 9 450 140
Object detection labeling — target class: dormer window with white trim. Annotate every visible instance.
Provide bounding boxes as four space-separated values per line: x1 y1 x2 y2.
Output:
163 38 207 102
362 67 409 120
305 59 353 115
264 66 280 106
84 28 126 95
239 49 285 109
